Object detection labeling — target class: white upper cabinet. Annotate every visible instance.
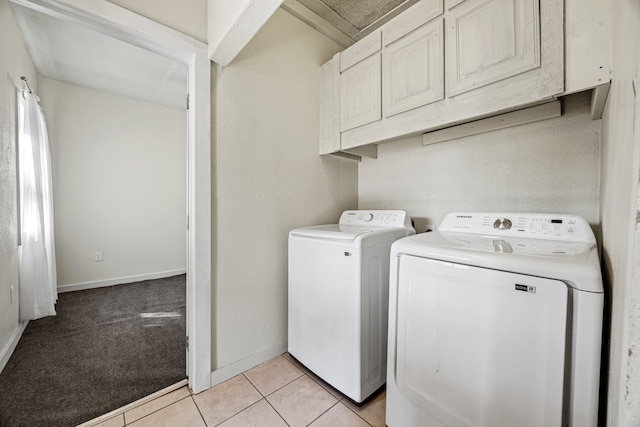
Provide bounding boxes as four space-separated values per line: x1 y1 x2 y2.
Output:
383 0 444 46
446 0 540 97
339 31 382 132
340 52 382 132
383 18 445 118
318 0 606 156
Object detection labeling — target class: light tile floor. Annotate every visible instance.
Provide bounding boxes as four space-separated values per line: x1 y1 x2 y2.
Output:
82 353 386 427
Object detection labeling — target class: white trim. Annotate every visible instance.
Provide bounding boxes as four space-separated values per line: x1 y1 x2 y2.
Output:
208 0 282 66
0 321 28 374
9 0 212 394
186 52 212 393
76 379 188 427
57 270 187 293
422 101 562 146
211 343 287 386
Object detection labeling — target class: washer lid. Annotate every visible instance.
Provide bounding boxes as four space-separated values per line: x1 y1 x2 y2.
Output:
290 224 381 241
391 231 603 293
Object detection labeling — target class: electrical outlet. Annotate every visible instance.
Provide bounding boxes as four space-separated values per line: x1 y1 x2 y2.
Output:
10 285 15 304
94 251 103 262
411 217 436 233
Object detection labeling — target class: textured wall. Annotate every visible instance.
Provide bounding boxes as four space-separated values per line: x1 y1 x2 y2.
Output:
213 8 357 370
106 0 207 43
601 0 640 425
38 78 187 288
359 92 600 230
0 0 37 365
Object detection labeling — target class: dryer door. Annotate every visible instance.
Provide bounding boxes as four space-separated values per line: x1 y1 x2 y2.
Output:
393 255 568 427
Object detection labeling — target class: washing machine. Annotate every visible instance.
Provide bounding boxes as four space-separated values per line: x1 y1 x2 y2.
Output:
288 210 414 403
386 212 603 427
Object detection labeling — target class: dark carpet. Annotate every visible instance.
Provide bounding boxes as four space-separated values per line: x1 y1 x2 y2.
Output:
0 274 186 427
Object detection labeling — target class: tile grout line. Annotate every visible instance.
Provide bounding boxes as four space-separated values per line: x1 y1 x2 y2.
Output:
303 400 341 427
79 381 189 427
305 372 346 402
260 397 293 427
200 374 265 426
242 366 306 400
240 370 300 426
189 395 210 427
124 395 192 426
342 399 376 427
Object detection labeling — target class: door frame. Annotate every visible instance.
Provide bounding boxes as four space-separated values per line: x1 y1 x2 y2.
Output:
10 0 212 393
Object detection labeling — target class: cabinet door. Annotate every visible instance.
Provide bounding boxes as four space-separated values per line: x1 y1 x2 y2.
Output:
446 0 466 9
446 0 540 97
340 53 381 132
383 19 444 118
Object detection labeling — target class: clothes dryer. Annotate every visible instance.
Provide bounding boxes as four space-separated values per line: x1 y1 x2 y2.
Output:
288 210 414 403
386 212 603 427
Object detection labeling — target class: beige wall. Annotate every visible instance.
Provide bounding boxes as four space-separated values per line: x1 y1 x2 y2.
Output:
39 78 187 289
359 92 601 230
212 8 358 370
208 0 250 49
106 0 207 43
601 0 640 425
0 0 37 366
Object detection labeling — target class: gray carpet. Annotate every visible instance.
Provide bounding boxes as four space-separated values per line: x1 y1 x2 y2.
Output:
0 274 186 427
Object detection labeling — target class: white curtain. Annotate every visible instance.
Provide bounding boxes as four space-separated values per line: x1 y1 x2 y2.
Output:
17 90 57 321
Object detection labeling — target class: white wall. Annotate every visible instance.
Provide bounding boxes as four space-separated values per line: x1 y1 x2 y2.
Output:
0 0 37 369
359 92 601 230
601 0 640 425
106 0 207 43
38 78 187 289
212 8 358 371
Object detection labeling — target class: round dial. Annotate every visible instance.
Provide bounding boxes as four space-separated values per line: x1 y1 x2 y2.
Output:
493 218 512 230
363 213 374 222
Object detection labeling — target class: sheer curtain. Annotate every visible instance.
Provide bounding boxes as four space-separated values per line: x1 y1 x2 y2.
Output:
17 89 57 321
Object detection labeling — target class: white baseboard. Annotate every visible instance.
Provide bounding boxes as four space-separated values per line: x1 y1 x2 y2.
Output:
0 321 28 374
210 342 288 387
57 269 187 293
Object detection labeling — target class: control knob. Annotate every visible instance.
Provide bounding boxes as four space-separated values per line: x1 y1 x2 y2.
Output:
493 218 512 230
363 213 374 222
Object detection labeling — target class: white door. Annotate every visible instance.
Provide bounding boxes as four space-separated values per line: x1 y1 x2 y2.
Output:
392 255 568 427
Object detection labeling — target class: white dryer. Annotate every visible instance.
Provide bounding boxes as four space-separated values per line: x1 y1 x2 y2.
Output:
288 210 414 403
386 213 603 427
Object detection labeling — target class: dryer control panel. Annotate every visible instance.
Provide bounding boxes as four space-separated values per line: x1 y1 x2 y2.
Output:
339 210 413 230
438 212 595 243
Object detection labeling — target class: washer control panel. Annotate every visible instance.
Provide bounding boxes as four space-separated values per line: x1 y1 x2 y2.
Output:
339 210 412 229
439 213 594 243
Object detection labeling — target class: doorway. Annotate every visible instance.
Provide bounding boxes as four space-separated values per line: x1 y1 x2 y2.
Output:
9 0 211 394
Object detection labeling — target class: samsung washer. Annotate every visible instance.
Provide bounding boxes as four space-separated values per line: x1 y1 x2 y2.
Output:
386 212 603 427
288 210 414 403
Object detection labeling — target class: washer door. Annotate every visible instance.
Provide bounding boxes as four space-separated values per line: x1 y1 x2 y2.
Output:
393 256 568 427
